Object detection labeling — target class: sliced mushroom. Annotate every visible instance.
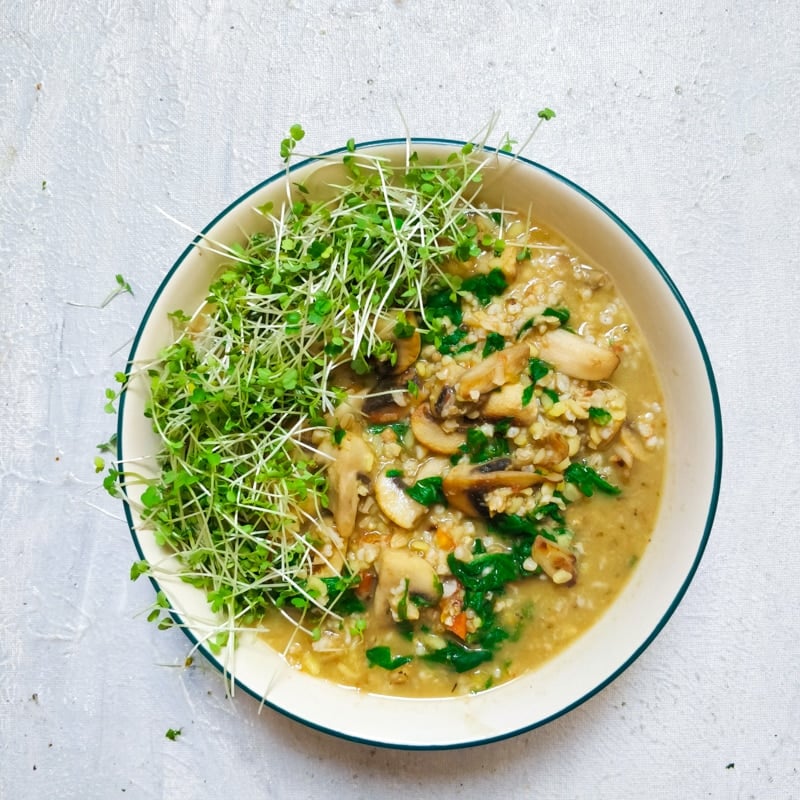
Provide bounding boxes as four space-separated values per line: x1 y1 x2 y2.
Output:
415 455 452 481
537 328 619 381
411 403 466 455
374 474 427 529
362 370 418 424
532 535 577 585
373 548 442 623
442 459 548 517
481 382 538 427
431 384 458 419
325 433 374 539
375 314 422 375
455 343 531 401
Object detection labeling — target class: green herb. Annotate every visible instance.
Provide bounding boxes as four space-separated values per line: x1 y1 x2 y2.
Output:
445 549 530 654
392 312 416 339
521 384 535 407
538 107 556 120
529 358 551 383
517 318 535 339
367 422 409 439
396 578 410 620
461 268 507 306
493 417 513 436
350 618 367 636
564 462 621 496
96 433 117 454
448 551 519 592
542 387 559 404
405 476 446 506
489 513 537 537
130 560 149 580
332 426 346 445
165 728 182 741
543 306 570 325
424 286 462 326
438 327 467 355
422 641 492 673
385 468 404 478
366 646 412 671
280 123 305 162
482 332 505 358
532 501 564 523
500 133 517 154
407 380 419 398
458 427 509 464
588 407 612 426
98 274 133 309
322 575 366 614
515 247 531 262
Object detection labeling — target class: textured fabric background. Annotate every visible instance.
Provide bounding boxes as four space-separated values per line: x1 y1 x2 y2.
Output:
1 1 797 797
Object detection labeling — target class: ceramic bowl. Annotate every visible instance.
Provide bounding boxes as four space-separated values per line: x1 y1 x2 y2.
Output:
118 139 722 749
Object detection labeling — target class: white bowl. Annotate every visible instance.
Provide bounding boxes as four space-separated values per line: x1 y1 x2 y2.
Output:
118 139 722 749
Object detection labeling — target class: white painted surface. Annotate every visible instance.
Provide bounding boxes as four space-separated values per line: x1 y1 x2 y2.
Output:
1 1 797 797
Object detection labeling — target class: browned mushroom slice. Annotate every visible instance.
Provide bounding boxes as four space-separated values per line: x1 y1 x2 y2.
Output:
374 474 427 529
362 370 418 424
430 384 458 419
481 382 538 427
537 328 619 381
442 459 548 517
375 315 422 375
532 535 577 585
455 343 531 401
391 331 421 374
326 433 375 539
410 403 466 455
373 548 443 623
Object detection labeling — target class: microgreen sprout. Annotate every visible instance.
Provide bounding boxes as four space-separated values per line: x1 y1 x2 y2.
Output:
280 123 305 163
112 121 555 650
100 274 133 308
68 273 133 310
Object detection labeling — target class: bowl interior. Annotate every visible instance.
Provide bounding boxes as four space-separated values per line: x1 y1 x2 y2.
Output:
119 140 720 748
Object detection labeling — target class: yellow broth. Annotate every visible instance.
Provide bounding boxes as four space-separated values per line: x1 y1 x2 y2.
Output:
258 213 666 697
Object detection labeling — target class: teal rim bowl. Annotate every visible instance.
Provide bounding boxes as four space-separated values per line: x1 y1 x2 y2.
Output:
117 138 722 749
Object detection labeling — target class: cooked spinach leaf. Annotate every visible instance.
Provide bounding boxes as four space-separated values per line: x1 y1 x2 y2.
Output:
405 476 446 506
564 462 621 496
482 332 506 357
543 306 570 325
588 406 612 426
366 646 413 671
461 268 507 306
422 641 493 673
458 427 510 464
